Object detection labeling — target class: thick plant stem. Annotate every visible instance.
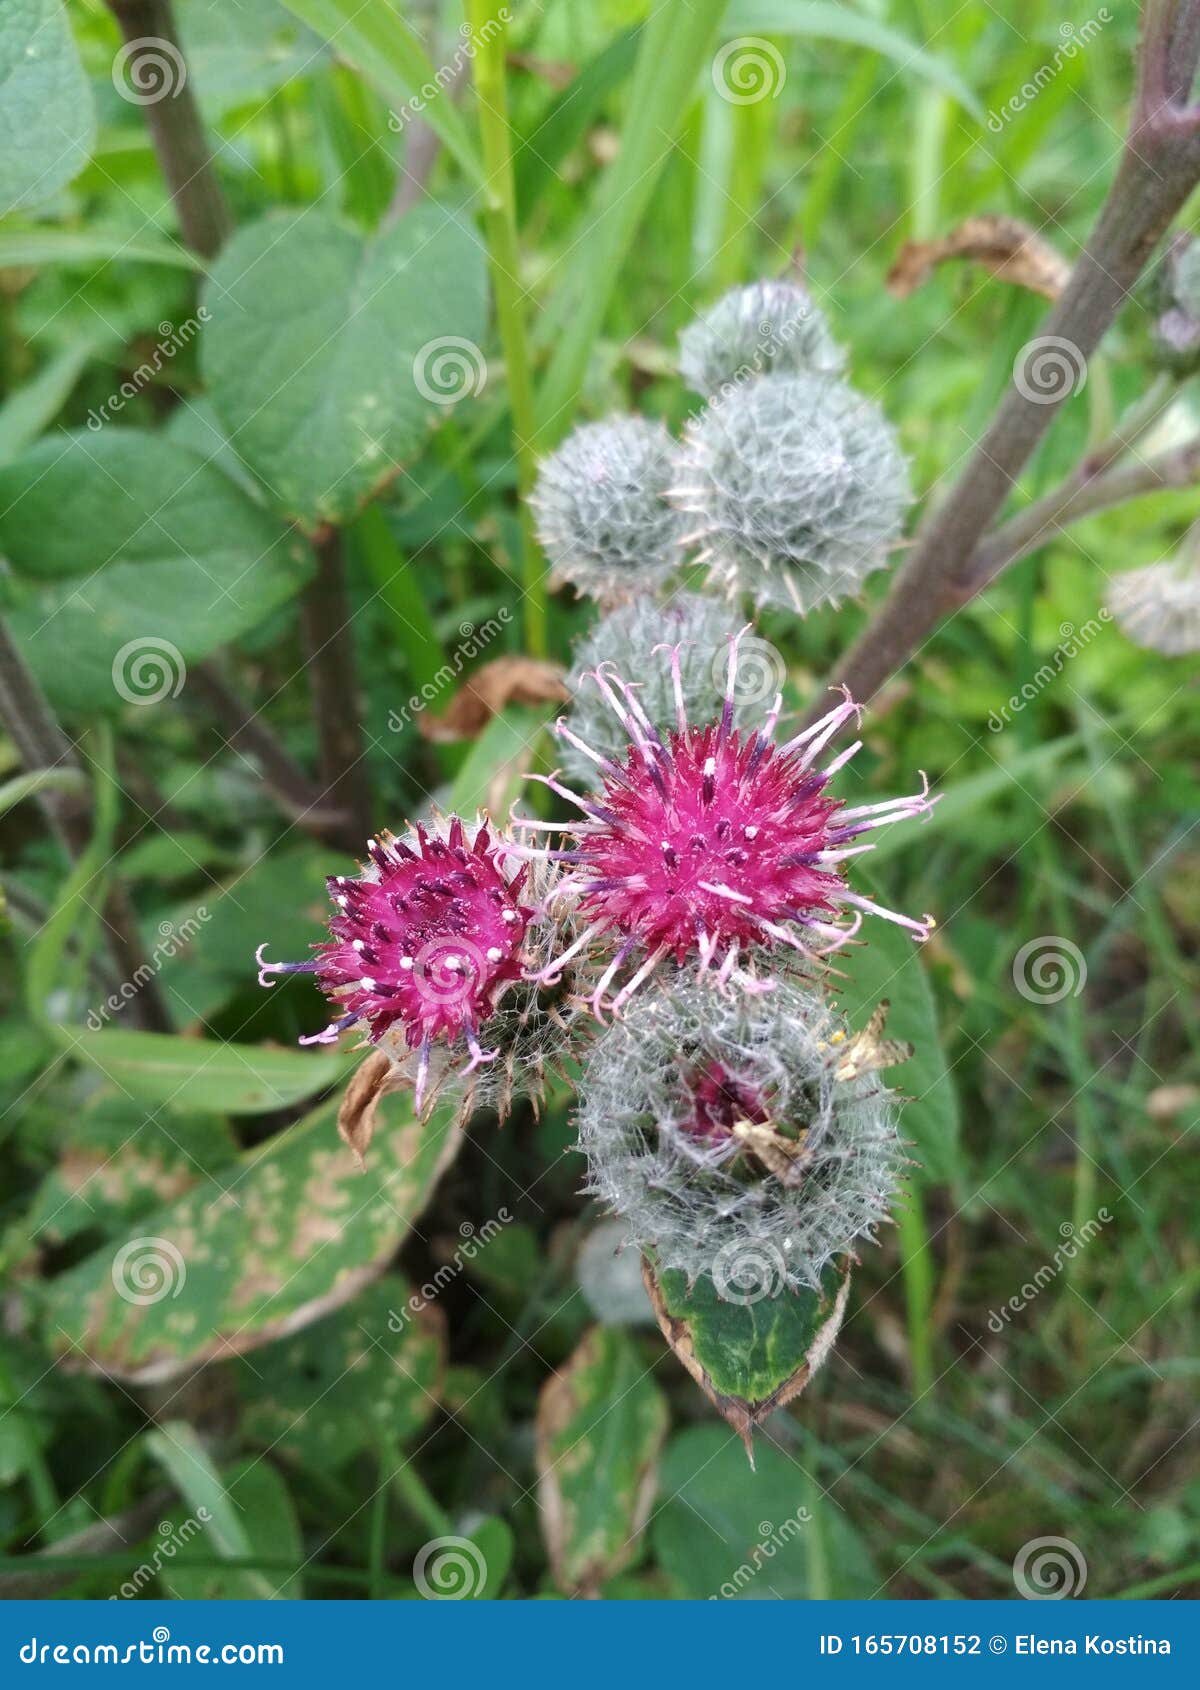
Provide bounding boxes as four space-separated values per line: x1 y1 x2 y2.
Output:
467 0 546 657
823 0 1200 712
300 529 371 853
106 0 231 259
0 618 170 1030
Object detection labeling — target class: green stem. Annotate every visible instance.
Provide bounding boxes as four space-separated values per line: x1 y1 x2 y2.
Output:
385 1446 452 1539
896 1182 935 1401
467 1 546 657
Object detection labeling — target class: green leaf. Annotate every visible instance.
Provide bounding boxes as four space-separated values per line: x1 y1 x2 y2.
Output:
535 1326 668 1596
275 0 483 181
0 431 314 713
0 341 104 463
644 1255 851 1451
44 1091 463 1383
652 1424 880 1598
445 704 553 817
162 1458 303 1600
238 1278 444 1468
0 227 200 271
725 0 985 123
178 0 327 117
0 766 87 818
143 1423 266 1585
838 879 962 1187
202 205 487 530
514 29 640 217
64 1028 347 1115
0 0 95 215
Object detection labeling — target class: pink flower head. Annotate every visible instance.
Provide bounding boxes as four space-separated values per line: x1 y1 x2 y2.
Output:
255 817 531 1109
681 1060 770 1145
515 629 935 1013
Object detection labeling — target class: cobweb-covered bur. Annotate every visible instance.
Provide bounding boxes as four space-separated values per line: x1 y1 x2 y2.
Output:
576 977 910 1297
531 414 685 601
1108 543 1200 656
679 279 846 398
671 372 910 613
254 816 535 1111
561 591 754 787
514 631 936 1015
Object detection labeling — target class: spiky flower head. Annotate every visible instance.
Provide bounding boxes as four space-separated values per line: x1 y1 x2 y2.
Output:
561 591 756 786
1107 559 1200 654
255 816 532 1110
515 630 935 1015
679 280 845 398
672 373 910 614
531 415 685 602
576 977 908 1296
1152 235 1200 374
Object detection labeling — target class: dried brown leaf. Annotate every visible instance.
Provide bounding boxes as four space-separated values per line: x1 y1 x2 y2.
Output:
337 1049 405 1170
887 216 1071 302
419 656 567 743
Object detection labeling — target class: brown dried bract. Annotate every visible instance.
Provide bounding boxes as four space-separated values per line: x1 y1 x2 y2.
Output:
337 1049 405 1170
887 216 1071 302
418 656 567 743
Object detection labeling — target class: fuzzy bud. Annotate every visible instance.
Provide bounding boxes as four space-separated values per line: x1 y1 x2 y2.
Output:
672 373 910 614
679 280 845 398
1108 559 1200 654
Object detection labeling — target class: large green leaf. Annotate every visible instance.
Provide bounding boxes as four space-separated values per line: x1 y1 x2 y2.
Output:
64 1028 346 1115
0 431 314 713
202 206 487 530
44 1091 462 1383
535 1326 668 1596
652 1424 880 1599
644 1255 851 1452
238 1278 444 1468
0 0 95 216
837 880 962 1187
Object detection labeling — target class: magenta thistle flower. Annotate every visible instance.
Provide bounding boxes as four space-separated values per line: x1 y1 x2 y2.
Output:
516 632 935 1012
255 817 532 1109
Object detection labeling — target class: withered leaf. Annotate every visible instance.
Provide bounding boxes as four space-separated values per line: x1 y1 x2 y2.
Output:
887 216 1071 302
419 655 567 743
337 1049 406 1170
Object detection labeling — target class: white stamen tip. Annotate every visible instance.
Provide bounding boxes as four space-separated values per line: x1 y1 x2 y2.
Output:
486 946 503 962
